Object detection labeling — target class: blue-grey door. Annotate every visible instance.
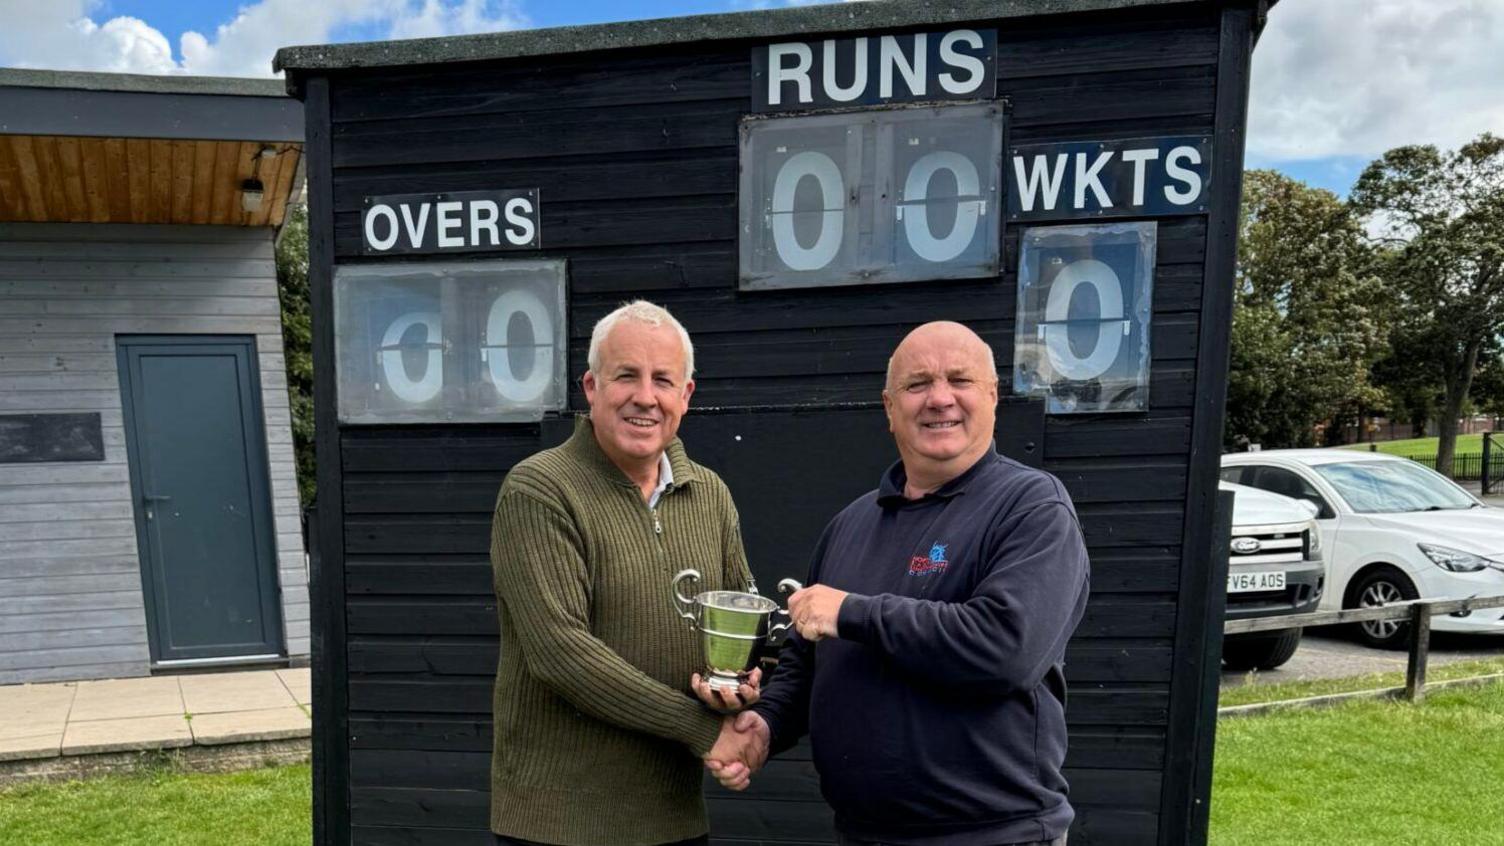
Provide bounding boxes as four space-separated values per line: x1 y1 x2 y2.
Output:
117 336 284 664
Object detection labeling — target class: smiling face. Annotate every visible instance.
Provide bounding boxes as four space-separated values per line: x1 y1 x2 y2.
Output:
882 322 998 489
582 320 694 474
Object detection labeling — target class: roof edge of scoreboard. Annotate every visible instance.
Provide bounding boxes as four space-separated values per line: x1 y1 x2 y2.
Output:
273 0 1254 82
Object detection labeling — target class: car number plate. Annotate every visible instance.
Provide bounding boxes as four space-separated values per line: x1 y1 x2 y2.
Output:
1227 571 1286 593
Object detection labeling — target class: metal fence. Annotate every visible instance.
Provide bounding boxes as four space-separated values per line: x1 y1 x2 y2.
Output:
1403 451 1504 482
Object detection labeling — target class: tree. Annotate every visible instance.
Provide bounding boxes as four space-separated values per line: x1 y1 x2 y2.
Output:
275 204 316 507
1473 352 1504 421
1350 134 1504 475
1225 170 1388 449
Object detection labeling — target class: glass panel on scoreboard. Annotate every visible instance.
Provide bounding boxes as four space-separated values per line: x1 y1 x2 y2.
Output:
1013 222 1156 414
334 260 568 424
739 103 1002 290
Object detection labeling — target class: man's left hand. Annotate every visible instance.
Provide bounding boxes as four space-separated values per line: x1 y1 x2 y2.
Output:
787 585 848 641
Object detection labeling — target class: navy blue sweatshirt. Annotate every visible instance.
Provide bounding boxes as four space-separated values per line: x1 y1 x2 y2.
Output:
754 450 1090 845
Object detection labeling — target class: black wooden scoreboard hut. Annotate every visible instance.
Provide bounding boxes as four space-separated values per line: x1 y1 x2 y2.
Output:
275 1 1272 842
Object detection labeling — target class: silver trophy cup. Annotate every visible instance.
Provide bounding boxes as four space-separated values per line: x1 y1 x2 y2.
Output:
671 569 803 692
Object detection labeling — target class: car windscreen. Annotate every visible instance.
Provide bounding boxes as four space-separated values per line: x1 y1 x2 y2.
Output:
1313 461 1478 513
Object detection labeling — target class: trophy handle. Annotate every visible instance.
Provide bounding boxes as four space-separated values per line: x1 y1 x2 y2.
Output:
767 578 805 643
671 569 701 628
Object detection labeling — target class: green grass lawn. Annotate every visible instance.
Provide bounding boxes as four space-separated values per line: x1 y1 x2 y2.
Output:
0 762 310 845
7 687 1504 846
1342 433 1487 457
1212 680 1504 845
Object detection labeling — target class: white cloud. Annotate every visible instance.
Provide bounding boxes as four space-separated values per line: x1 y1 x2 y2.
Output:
1249 0 1504 161
0 0 529 78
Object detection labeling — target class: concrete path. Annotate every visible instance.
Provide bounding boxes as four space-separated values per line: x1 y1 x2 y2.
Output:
0 668 309 765
1222 630 1504 687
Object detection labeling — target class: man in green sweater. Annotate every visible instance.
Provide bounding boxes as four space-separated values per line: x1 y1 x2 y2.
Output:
490 300 761 846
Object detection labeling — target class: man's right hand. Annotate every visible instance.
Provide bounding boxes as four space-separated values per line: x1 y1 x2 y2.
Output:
703 711 770 791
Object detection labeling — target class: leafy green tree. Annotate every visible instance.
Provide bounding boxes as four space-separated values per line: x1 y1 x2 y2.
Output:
275 204 315 506
1473 353 1504 420
1350 134 1504 475
1225 170 1388 449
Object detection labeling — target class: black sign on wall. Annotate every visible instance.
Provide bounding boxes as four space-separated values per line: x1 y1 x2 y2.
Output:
753 28 997 112
0 413 106 463
361 188 540 255
1007 136 1212 222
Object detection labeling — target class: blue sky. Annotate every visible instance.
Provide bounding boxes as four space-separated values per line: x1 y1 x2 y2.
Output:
4 0 1500 200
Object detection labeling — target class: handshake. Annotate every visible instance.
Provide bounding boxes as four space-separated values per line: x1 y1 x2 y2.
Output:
690 669 769 792
686 583 848 790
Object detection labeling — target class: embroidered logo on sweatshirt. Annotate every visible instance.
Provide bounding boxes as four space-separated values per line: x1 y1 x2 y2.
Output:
908 542 949 576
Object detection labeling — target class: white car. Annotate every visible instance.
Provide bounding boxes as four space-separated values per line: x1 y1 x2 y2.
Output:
1221 449 1504 648
1219 481 1325 670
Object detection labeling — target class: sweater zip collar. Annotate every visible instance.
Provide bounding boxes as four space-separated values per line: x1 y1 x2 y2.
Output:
562 415 699 495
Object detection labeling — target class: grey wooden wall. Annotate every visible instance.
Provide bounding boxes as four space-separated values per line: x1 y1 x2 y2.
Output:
0 223 308 684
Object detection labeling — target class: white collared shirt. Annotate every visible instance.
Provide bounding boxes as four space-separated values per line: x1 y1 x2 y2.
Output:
648 451 674 508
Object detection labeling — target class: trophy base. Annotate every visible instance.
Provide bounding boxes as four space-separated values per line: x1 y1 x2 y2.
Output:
704 671 748 693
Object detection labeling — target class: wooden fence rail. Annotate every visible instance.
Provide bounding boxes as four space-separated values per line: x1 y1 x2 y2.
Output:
1223 594 1504 702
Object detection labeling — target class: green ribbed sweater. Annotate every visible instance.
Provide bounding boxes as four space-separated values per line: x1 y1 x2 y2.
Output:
489 417 753 845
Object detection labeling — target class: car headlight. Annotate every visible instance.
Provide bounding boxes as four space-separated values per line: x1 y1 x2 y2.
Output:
1417 543 1501 573
1305 521 1322 556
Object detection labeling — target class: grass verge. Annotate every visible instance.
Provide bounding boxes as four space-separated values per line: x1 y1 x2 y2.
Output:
1341 434 1486 457
1218 656 1504 707
1212 680 1504 845
0 762 310 845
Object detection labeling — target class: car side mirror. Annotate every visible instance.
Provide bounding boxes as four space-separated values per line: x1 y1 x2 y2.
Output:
1295 499 1320 519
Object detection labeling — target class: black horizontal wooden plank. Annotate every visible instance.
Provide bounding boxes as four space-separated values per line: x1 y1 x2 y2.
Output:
1076 505 1184 547
1071 808 1159 845
350 716 492 752
1077 596 1177 638
345 476 504 514
1051 457 1187 504
351 787 490 830
1045 416 1191 459
349 637 497 675
347 559 494 594
1005 65 1217 128
1152 263 1205 313
345 515 491 555
332 51 748 122
350 749 491 790
571 246 734 294
341 430 544 473
706 796 836 842
1066 639 1173 683
1068 686 1169 725
335 151 737 213
334 100 743 168
347 598 497 636
1066 727 1165 770
350 825 493 846
1064 766 1162 809
1085 549 1180 593
350 677 494 714
999 12 1218 79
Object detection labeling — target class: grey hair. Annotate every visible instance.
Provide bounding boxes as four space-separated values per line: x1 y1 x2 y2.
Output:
587 300 696 381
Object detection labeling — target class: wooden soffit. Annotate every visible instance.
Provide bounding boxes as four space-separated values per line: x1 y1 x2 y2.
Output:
0 135 302 227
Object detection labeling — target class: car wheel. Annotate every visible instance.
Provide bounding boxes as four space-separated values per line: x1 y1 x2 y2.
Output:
1222 628 1303 671
1348 566 1419 649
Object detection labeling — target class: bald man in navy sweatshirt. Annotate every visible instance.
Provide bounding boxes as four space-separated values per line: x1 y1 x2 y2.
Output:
705 322 1090 846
